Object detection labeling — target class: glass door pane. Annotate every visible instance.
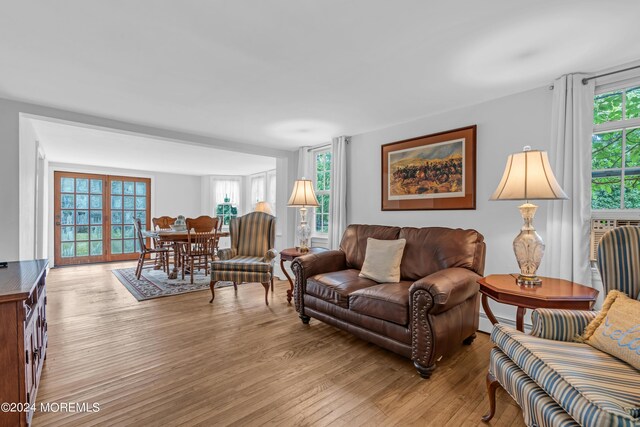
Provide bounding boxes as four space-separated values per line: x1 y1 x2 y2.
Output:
54 172 107 265
106 176 150 261
55 172 150 265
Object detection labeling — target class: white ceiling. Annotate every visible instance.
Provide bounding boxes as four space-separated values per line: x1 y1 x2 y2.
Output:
3 1 640 149
29 118 276 176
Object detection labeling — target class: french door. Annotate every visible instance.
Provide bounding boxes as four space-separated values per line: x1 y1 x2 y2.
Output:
54 171 151 266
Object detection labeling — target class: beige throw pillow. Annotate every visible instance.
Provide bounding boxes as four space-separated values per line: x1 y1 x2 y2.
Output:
359 238 406 283
581 290 640 370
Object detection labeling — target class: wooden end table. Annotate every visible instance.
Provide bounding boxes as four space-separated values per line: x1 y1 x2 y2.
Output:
280 247 328 303
478 274 599 332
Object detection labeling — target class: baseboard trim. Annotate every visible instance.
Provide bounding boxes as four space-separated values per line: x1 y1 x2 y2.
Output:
478 312 531 334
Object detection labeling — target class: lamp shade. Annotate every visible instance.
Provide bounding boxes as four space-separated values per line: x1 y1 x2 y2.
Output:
287 179 320 207
254 201 273 215
491 149 568 201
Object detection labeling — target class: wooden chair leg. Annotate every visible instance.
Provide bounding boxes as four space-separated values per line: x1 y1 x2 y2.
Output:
262 282 269 305
190 257 195 284
233 282 238 291
482 371 501 422
209 280 216 303
271 276 274 292
136 254 144 279
181 256 185 280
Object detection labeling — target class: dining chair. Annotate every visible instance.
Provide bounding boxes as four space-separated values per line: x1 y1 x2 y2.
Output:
181 230 218 284
134 218 171 280
152 216 177 267
186 216 220 257
214 216 224 254
186 216 218 232
210 212 277 305
152 216 177 230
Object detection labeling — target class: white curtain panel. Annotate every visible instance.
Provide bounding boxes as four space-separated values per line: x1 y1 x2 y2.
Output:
329 136 349 249
250 175 266 208
213 179 241 211
545 74 595 286
267 170 277 209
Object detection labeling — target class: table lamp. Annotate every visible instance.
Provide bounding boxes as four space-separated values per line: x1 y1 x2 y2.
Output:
254 201 273 215
287 178 319 252
490 146 568 286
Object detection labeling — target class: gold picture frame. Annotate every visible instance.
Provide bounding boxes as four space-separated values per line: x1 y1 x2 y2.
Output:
381 125 476 210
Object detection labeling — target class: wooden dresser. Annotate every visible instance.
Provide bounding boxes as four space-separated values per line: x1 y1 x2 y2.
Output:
0 260 49 427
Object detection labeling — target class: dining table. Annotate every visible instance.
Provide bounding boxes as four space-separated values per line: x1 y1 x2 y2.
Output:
143 229 230 279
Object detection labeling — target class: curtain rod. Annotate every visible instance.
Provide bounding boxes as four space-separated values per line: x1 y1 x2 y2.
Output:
307 143 330 152
548 64 640 90
305 137 351 152
582 64 640 85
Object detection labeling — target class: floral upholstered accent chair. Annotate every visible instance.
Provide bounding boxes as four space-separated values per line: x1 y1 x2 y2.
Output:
209 212 277 305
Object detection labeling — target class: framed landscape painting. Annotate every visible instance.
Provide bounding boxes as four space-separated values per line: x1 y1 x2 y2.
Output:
381 125 476 210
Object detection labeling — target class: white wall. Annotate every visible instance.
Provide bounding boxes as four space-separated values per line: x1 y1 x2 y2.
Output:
152 172 202 218
347 86 554 331
35 143 49 259
0 101 21 262
18 116 38 260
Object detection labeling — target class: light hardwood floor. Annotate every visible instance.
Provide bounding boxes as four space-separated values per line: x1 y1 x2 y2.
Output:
33 262 524 427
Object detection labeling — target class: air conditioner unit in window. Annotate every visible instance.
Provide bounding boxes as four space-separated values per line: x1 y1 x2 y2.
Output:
590 218 640 261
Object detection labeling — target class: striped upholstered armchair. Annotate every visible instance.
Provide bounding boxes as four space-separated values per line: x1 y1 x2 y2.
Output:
483 226 640 427
209 212 278 305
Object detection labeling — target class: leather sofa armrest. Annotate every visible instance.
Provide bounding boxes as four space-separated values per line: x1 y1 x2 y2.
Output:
410 267 480 315
291 250 347 279
291 250 347 314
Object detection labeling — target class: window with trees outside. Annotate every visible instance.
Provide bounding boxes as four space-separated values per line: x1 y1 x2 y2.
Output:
592 83 640 210
314 149 331 234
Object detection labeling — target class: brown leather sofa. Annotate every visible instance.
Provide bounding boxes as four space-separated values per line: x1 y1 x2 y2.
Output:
291 224 486 378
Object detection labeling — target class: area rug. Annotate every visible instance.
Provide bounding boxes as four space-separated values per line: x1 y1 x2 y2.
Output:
112 267 232 301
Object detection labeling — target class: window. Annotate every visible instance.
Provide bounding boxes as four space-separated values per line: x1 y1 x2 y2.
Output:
592 83 640 210
213 179 241 208
313 149 331 234
250 174 266 210
213 178 241 226
266 169 277 210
